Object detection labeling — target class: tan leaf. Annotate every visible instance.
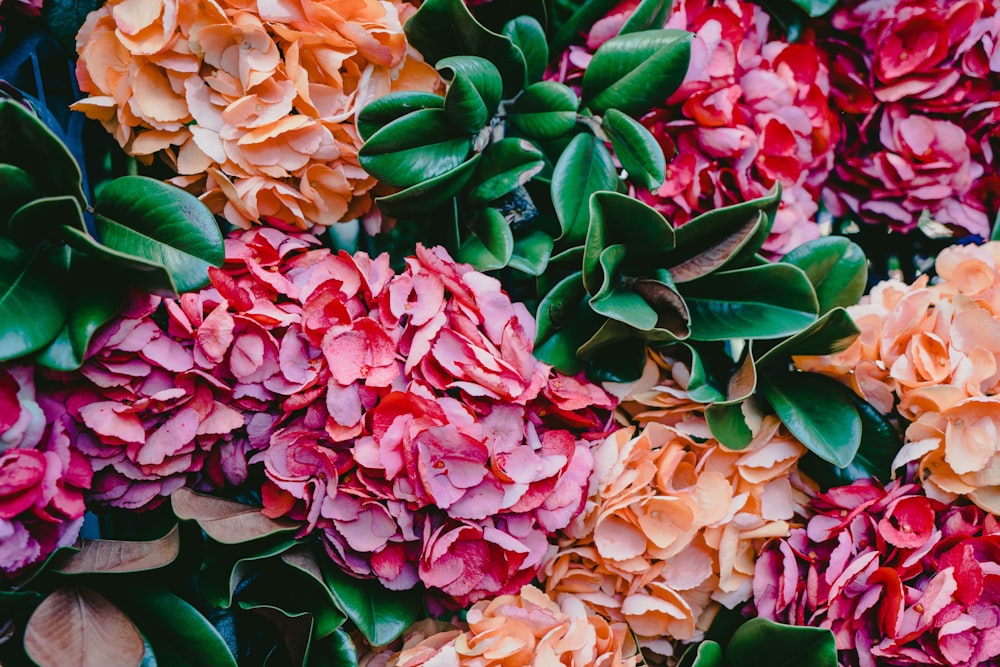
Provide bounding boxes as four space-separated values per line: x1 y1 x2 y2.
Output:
54 525 180 574
24 586 144 667
170 488 298 544
668 213 759 282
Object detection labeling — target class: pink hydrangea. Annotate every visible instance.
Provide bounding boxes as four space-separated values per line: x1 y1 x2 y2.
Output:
753 478 1000 667
820 0 1000 236
552 0 839 255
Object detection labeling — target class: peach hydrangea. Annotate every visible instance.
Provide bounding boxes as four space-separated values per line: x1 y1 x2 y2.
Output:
541 354 812 658
796 241 1000 513
374 585 643 667
72 0 440 231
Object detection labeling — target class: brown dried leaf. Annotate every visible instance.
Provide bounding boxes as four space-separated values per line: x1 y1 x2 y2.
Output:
632 279 690 337
24 586 144 667
668 213 759 283
171 488 298 544
727 345 757 402
55 525 180 574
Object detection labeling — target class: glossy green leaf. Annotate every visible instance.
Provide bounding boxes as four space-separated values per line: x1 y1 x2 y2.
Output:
34 326 82 371
503 16 548 83
60 225 180 296
0 240 69 362
585 338 647 382
468 138 545 206
0 164 41 224
320 560 421 647
618 0 673 35
310 629 358 667
782 236 868 314
360 109 472 188
375 153 482 218
682 264 818 340
357 92 444 141
677 640 723 667
550 0 620 54
581 30 692 116
93 176 223 294
577 318 633 359
8 195 85 248
727 618 837 667
756 308 859 368
468 0 546 32
760 371 862 468
438 56 503 132
787 0 839 17
680 343 725 403
44 0 102 51
404 0 526 97
589 245 659 330
705 401 753 450
0 99 85 204
457 208 515 270
534 272 601 374
199 539 298 609
114 587 238 667
508 230 553 276
552 133 618 244
602 109 666 189
507 82 580 141
280 550 349 639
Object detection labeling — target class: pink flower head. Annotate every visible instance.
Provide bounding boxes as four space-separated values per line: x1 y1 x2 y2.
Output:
753 478 1000 667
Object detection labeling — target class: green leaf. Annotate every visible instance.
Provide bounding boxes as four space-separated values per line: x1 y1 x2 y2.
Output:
682 264 818 340
280 549 349 639
705 400 753 450
310 629 358 667
359 109 472 188
508 230 553 276
60 225 180 297
786 0 839 17
469 0 547 32
679 343 725 403
8 195 85 248
503 16 548 83
534 272 601 374
677 640 723 667
199 539 298 609
404 0 526 97
357 92 444 142
577 318 634 359
114 587 238 667
617 0 674 35
438 56 503 133
602 109 666 189
589 245 660 330
319 561 421 647
755 306 859 368
585 338 647 382
507 82 580 141
375 153 482 218
0 164 41 224
0 100 85 204
552 133 618 245
468 138 545 206
550 0 620 54
0 241 69 362
726 618 837 667
760 371 862 468
581 30 692 116
43 0 103 52
782 237 868 314
92 176 223 294
457 207 515 270
34 326 82 371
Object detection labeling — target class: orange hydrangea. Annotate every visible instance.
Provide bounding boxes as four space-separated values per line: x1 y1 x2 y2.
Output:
72 0 439 231
543 354 812 659
796 241 1000 513
371 586 642 667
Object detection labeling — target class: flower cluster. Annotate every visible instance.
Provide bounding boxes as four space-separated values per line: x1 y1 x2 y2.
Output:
553 0 839 255
797 241 1000 513
0 366 92 576
754 479 1000 667
49 228 612 604
366 586 643 667
72 0 439 231
820 0 1000 236
541 355 811 658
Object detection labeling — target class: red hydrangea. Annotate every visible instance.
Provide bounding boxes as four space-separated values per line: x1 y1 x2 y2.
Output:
553 0 840 255
49 229 613 605
753 479 1000 667
820 0 1000 236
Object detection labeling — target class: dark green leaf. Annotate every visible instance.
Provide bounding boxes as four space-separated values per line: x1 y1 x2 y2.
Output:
508 230 553 276
310 629 358 667
760 371 862 468
375 153 482 218
507 82 580 141
280 549 348 639
0 100 85 204
682 264 818 340
602 109 666 189
359 109 472 187
550 0 620 55
0 241 69 362
199 539 298 609
438 56 503 132
44 0 102 52
0 164 41 224
679 343 725 403
756 308 859 368
589 245 659 330
114 587 238 667
457 207 515 270
577 318 633 359
534 272 601 374
469 0 546 32
404 0 526 97
8 195 85 248
60 225 180 297
581 30 692 116
726 618 837 667
782 237 867 314
677 640 722 667
503 16 548 83
617 0 673 35
552 133 618 244
705 401 753 450
786 0 839 17
34 327 81 371
468 138 545 206
584 338 647 382
357 92 444 142
319 561 421 647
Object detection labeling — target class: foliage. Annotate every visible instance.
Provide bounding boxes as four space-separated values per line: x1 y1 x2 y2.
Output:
677 618 838 667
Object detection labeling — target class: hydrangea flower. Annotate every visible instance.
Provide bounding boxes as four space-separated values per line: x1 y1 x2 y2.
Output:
71 0 440 231
753 479 1000 667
